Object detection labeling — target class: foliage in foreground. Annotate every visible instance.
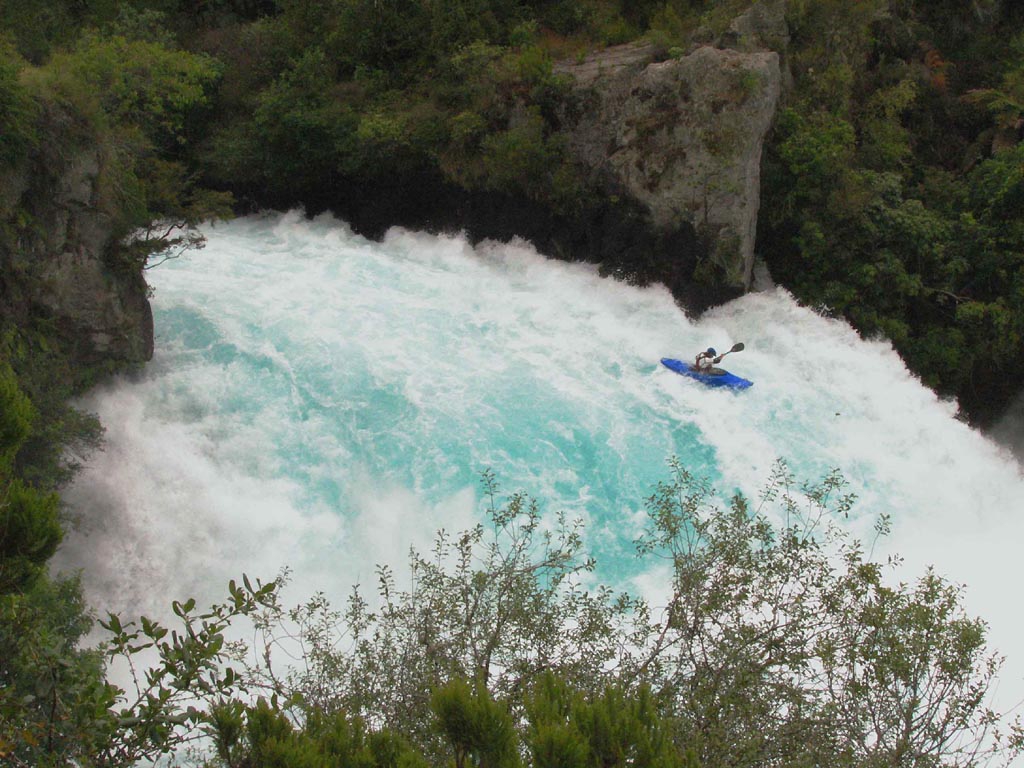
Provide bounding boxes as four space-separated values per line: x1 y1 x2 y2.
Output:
5 462 1015 767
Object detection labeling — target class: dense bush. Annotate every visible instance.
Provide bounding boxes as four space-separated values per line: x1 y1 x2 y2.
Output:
758 2 1024 424
0 363 61 595
0 43 37 169
10 461 1013 766
190 464 1021 768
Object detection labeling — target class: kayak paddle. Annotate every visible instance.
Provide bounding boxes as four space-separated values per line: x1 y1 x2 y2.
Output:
715 342 744 362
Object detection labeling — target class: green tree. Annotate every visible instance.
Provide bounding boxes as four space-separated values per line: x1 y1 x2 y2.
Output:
0 363 61 595
760 0 1024 424
231 463 1022 768
19 28 233 270
243 470 642 756
632 458 1023 767
0 574 112 766
526 674 696 768
245 47 360 195
208 695 431 767
39 31 222 149
933 143 1024 410
0 573 276 767
432 679 520 768
0 0 118 62
328 0 431 76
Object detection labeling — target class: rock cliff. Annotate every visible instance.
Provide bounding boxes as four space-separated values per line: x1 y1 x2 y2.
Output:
0 132 153 378
555 40 782 294
0 3 785 353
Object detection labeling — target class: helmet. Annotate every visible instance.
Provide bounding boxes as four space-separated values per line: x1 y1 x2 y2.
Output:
707 347 716 355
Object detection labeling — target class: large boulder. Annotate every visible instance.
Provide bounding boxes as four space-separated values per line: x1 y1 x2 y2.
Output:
722 0 790 53
556 41 782 295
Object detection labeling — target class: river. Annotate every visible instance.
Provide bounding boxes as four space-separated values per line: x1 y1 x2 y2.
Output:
55 210 1024 724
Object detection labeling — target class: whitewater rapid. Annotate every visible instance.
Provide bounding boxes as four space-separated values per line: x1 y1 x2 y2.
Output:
56 211 1024 716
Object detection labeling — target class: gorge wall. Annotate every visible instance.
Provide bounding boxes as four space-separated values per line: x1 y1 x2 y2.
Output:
0 110 153 383
555 40 782 296
328 35 785 314
1 3 788 374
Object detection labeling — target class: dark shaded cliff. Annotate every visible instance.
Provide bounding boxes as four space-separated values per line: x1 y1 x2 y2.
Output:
0 149 151 376
0 105 153 387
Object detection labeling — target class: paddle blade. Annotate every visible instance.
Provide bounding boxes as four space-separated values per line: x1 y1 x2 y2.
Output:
730 342 745 353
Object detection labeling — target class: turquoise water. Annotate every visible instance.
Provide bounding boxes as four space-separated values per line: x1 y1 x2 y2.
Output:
57 211 1024 710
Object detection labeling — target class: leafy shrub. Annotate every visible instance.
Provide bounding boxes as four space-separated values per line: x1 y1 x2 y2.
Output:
221 463 1024 768
0 41 37 168
38 32 222 149
0 363 60 595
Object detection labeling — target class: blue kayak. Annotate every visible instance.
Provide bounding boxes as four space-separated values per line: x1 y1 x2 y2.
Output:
660 358 753 389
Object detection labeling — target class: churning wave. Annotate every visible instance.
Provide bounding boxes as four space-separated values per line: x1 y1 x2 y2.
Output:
55 210 1024 715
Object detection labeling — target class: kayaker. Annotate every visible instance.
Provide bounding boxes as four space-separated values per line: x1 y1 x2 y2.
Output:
694 347 721 372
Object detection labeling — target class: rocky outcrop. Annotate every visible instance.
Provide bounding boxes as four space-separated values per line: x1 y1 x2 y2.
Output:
721 0 790 54
0 136 153 375
555 41 782 294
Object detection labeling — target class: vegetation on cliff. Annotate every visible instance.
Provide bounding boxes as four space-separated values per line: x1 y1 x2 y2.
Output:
5 0 1024 422
757 0 1024 426
0 7 235 763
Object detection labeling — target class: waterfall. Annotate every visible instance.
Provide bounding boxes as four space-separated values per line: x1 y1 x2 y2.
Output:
54 210 1024 716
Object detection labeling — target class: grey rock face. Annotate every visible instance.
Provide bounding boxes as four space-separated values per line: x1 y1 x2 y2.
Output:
1 143 153 372
35 243 154 365
723 0 790 53
557 42 781 291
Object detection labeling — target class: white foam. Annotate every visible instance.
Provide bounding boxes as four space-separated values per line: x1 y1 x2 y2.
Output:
54 211 1024 730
